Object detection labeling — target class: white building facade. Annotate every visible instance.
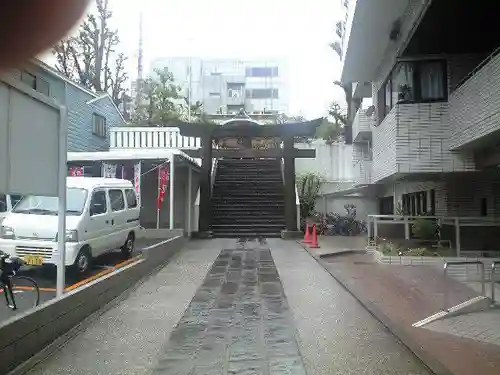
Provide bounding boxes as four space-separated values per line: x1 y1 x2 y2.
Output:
339 0 500 251
148 57 290 116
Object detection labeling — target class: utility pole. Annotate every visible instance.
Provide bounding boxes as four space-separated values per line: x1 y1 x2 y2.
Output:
135 11 144 106
188 54 192 122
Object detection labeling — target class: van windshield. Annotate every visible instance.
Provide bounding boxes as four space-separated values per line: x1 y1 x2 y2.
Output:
12 188 88 216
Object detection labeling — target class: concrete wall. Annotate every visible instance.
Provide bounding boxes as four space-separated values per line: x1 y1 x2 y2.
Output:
295 141 353 182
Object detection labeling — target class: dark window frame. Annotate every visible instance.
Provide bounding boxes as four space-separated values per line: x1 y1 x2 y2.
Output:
378 59 448 124
402 190 432 216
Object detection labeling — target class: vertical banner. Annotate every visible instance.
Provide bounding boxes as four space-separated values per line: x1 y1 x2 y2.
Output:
69 166 84 176
102 162 117 178
133 162 141 207
156 163 170 228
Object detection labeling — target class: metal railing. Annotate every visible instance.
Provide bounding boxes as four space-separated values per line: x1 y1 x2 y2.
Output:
491 261 500 303
443 261 485 311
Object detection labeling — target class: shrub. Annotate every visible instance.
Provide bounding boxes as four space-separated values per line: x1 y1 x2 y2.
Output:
412 218 438 240
405 247 427 257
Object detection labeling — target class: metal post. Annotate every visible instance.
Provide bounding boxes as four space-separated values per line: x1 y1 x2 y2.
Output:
455 217 461 257
187 166 192 236
404 217 410 240
156 166 161 229
56 107 68 297
169 156 175 230
491 261 500 303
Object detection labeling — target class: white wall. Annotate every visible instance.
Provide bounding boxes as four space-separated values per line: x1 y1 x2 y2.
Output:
295 140 353 182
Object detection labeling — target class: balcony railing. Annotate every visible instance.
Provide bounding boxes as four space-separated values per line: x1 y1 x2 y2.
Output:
352 107 373 143
110 127 201 150
449 50 500 150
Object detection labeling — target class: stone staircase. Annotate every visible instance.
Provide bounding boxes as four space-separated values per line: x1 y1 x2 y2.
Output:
210 158 286 238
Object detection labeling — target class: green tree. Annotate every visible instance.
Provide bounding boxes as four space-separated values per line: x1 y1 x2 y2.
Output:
132 68 182 126
314 102 347 143
52 0 128 107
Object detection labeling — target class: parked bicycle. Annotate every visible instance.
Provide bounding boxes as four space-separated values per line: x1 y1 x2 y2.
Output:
0 251 40 311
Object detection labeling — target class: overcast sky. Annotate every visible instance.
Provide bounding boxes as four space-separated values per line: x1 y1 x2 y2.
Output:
45 0 345 118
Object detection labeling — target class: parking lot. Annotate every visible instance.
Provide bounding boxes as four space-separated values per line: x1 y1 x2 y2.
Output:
0 238 168 322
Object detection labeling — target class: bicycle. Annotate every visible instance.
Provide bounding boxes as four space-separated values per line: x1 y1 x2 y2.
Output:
0 251 40 311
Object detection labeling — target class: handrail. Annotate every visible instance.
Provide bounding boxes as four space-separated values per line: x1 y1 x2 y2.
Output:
455 46 500 90
491 261 500 303
443 261 485 311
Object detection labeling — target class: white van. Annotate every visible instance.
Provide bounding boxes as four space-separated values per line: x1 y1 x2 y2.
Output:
0 177 140 275
0 194 23 222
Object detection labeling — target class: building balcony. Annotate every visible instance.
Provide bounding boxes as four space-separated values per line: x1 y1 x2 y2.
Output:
110 127 201 150
352 107 373 143
449 50 500 150
353 159 372 186
371 103 476 183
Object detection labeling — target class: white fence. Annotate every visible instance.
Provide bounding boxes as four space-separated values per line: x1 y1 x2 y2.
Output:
110 127 201 149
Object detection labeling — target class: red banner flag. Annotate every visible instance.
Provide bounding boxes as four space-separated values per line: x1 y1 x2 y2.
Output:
69 166 84 176
157 164 170 210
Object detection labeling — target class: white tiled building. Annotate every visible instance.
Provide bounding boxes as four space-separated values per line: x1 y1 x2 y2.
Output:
338 0 500 250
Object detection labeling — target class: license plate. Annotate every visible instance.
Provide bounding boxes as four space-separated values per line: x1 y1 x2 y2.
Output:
23 255 43 266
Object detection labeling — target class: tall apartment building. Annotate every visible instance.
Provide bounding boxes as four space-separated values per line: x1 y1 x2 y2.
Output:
148 57 289 117
339 0 500 228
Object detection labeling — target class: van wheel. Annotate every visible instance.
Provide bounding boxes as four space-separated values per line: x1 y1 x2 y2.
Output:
121 233 135 258
73 247 92 276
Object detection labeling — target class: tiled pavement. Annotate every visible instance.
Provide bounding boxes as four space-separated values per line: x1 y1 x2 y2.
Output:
321 251 500 375
425 309 500 347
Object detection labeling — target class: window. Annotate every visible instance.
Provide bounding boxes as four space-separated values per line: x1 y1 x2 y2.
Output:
92 114 107 137
21 71 50 96
378 60 447 123
21 71 36 89
209 92 221 97
430 189 436 215
0 195 6 213
13 188 88 216
109 189 125 212
36 77 50 96
247 89 279 99
90 191 107 216
245 67 279 77
379 196 394 215
125 189 138 208
480 198 488 216
402 191 430 216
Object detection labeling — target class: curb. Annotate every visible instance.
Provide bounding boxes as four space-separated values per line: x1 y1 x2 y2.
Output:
298 241 453 375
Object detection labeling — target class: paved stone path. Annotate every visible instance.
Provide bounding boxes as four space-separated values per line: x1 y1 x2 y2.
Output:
152 238 306 375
